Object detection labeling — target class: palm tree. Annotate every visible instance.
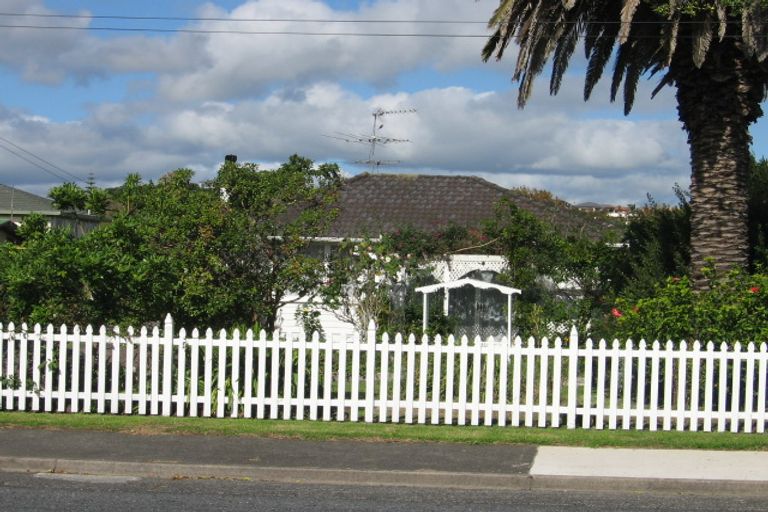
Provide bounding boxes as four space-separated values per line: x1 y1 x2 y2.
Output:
482 0 768 288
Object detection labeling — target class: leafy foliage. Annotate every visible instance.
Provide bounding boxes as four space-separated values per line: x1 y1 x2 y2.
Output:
317 238 409 337
599 157 768 342
0 227 92 325
611 269 768 344
211 155 342 330
608 157 768 299
49 182 87 212
748 157 768 267
610 187 691 299
0 155 341 331
14 213 48 241
484 199 559 290
483 199 619 338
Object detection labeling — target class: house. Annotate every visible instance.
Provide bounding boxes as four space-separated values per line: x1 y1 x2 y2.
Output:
278 173 609 340
0 184 103 239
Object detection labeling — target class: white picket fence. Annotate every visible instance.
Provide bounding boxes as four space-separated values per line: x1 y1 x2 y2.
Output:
1 315 767 433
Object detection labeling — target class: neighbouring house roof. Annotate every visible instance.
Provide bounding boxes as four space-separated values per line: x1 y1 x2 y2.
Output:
323 173 615 240
0 184 104 239
0 184 59 215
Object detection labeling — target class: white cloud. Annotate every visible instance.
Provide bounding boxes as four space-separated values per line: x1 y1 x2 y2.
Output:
0 74 689 205
0 0 497 96
0 0 696 206
155 0 498 102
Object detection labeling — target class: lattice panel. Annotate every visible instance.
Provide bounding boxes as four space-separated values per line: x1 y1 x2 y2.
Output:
431 255 507 282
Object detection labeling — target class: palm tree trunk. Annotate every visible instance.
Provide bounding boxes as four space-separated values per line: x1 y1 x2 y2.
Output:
674 41 763 289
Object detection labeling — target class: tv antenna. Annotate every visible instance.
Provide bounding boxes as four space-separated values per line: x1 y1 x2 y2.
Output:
324 107 416 172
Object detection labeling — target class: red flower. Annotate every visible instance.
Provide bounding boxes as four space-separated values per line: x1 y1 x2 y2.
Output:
750 286 760 294
611 307 623 318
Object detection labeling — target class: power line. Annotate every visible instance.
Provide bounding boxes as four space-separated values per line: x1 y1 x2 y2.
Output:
0 12 749 27
0 23 748 39
0 12 489 24
0 135 86 183
0 12 750 25
0 24 490 37
0 141 69 182
0 135 87 184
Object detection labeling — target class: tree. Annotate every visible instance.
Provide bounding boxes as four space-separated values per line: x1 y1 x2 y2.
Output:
0 157 342 329
49 182 87 211
482 1 768 288
211 155 342 331
83 169 226 327
612 188 692 299
484 199 560 290
748 156 768 267
85 187 110 216
318 238 407 337
14 213 48 241
0 227 93 325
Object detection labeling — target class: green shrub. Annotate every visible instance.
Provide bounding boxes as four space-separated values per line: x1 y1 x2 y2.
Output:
610 268 768 344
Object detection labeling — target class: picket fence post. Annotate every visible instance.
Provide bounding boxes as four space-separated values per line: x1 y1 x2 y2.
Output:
18 323 28 412
161 314 174 416
70 325 80 413
364 320 376 423
32 323 42 412
757 343 767 434
57 324 67 413
566 326 579 429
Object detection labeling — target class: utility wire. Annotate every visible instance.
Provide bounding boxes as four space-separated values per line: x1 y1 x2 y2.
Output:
0 12 489 23
0 24 489 37
0 23 750 38
0 12 751 25
0 141 69 182
0 136 87 184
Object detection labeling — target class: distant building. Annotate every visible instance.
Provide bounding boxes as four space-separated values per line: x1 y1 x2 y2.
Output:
0 184 103 239
575 201 631 219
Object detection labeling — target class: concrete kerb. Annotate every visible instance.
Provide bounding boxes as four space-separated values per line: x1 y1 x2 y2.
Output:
2 456 768 496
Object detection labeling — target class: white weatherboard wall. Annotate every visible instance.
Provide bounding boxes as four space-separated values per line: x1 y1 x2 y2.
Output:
276 254 510 340
277 295 358 341
1 316 767 433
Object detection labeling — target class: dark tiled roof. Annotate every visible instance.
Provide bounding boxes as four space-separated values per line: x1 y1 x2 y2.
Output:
0 184 57 214
324 173 613 240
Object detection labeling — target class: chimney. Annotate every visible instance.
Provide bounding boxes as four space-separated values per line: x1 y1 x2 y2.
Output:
225 154 237 163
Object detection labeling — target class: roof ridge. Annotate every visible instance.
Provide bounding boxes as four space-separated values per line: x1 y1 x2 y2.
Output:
343 172 512 190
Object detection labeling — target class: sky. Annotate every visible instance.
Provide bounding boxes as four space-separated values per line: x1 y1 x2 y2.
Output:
0 0 766 206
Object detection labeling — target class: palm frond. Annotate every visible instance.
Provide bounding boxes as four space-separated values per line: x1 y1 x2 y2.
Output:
550 17 580 95
691 14 713 68
483 0 768 112
584 28 618 101
742 1 768 62
618 0 641 44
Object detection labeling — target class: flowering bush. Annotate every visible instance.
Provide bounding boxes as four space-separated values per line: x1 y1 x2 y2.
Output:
610 269 768 344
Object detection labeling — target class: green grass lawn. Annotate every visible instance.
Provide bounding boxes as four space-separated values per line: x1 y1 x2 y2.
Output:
1 411 766 451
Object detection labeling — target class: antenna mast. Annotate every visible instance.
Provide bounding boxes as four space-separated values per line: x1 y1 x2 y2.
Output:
325 107 416 172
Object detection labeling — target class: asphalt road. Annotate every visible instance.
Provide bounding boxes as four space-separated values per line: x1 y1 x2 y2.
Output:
1 472 766 512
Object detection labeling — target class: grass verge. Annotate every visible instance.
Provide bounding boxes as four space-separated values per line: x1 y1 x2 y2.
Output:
1 411 767 450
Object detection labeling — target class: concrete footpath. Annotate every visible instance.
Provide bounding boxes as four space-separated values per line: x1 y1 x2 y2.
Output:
1 428 767 495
